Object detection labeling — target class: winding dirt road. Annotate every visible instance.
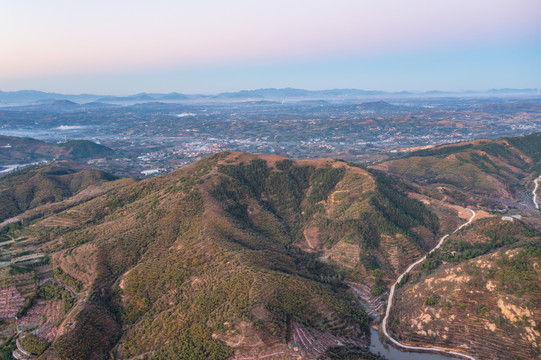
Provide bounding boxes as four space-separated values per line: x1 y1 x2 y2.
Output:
533 176 541 210
382 208 476 360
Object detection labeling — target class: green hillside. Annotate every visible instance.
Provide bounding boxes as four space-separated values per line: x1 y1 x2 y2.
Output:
0 135 114 165
0 152 445 360
377 132 541 208
0 163 117 221
57 140 113 159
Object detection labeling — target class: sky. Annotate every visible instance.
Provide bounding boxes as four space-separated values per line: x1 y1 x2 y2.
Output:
1 0 540 95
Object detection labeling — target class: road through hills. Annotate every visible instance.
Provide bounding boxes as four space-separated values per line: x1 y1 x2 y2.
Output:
533 176 541 209
382 209 476 360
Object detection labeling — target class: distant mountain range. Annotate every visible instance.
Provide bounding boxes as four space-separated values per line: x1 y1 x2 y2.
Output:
0 99 118 112
0 88 538 106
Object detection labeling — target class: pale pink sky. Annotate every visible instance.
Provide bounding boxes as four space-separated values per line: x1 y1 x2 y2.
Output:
1 0 540 93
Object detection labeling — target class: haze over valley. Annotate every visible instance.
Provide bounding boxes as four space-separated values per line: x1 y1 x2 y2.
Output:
0 89 540 179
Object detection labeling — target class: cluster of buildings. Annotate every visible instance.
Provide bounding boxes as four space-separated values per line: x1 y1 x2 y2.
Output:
171 140 227 158
136 140 229 164
0 286 24 318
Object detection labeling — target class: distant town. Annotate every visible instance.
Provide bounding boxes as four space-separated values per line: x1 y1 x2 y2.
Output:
0 92 540 178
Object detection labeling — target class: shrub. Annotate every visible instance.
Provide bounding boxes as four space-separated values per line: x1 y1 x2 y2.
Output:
424 294 439 306
20 334 49 355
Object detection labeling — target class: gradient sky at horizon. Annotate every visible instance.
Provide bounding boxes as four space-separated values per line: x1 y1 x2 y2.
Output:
1 0 540 95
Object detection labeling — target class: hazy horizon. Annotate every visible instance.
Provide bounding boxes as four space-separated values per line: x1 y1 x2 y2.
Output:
1 86 541 98
2 0 540 95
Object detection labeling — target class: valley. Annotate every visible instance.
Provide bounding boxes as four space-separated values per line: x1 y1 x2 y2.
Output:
1 94 541 178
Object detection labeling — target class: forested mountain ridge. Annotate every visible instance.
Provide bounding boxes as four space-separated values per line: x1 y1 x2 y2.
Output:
373 132 541 359
0 163 118 222
0 132 540 360
0 152 447 360
374 132 541 210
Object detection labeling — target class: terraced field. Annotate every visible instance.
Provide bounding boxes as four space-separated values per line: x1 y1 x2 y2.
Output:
388 227 541 359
